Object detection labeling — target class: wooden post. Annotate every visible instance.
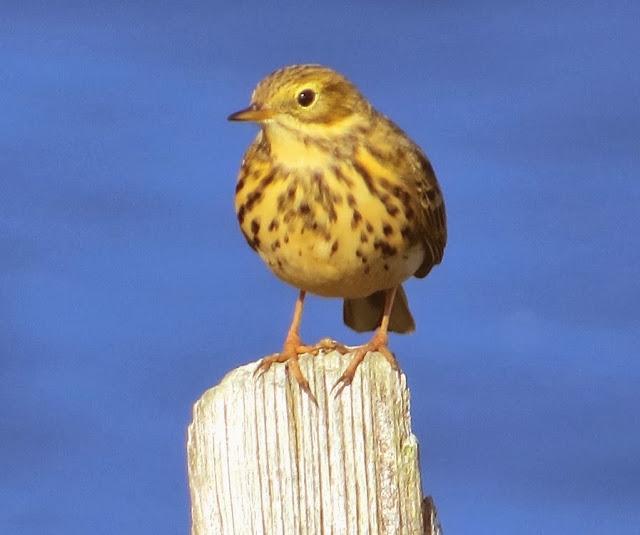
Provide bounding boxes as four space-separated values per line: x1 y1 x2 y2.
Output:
187 350 442 534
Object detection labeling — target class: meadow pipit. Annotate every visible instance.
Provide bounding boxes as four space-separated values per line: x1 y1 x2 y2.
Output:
229 65 446 399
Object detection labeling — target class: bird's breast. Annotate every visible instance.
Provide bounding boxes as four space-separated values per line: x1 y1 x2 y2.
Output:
235 141 424 298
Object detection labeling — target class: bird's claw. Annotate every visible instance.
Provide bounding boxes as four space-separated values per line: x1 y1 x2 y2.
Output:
330 372 353 398
377 345 399 370
253 343 318 405
331 337 397 398
253 352 287 379
298 337 351 356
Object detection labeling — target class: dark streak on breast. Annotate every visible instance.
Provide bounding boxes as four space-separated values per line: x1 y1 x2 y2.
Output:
353 161 376 194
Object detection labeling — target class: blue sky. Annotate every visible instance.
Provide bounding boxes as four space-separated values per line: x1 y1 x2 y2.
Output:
2 1 639 533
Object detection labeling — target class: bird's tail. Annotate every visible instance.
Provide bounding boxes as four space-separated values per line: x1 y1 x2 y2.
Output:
343 285 415 334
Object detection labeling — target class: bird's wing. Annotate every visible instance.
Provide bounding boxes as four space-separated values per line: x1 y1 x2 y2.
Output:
363 116 447 278
410 149 447 277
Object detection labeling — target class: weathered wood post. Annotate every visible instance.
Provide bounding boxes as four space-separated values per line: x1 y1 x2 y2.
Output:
187 351 441 534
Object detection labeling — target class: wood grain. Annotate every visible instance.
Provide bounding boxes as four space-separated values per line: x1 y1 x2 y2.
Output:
188 351 440 534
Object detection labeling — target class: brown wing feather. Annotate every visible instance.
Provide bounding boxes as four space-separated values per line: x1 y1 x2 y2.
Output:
369 114 447 279
412 151 447 278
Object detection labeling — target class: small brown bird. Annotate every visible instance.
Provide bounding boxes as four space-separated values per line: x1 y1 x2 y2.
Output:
229 65 446 398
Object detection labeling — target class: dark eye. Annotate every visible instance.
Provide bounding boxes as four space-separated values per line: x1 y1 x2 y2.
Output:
297 89 316 107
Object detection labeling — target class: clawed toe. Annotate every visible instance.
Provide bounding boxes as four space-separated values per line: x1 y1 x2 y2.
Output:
377 345 398 369
253 352 289 378
331 338 397 398
298 337 351 356
254 328 397 403
331 346 366 397
253 344 318 405
317 338 351 354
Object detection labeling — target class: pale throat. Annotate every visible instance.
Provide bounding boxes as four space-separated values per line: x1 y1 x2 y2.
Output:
262 115 363 172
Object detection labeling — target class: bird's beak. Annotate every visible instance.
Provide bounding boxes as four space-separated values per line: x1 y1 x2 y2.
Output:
227 104 274 122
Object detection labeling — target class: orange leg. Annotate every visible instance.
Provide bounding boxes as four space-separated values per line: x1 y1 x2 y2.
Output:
332 286 400 396
254 290 317 404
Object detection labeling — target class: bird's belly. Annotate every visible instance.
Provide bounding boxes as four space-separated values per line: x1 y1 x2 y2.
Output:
235 156 425 299
255 215 424 299
275 245 423 298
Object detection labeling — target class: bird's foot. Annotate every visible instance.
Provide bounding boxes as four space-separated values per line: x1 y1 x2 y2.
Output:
303 337 351 356
254 334 317 405
331 332 398 397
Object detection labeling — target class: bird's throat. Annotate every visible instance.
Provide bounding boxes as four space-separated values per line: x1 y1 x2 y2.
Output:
263 116 365 172
265 127 335 171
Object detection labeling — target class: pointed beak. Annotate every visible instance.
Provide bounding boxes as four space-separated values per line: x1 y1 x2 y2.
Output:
227 104 274 122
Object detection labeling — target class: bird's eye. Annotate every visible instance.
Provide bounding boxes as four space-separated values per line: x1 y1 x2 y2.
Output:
297 89 316 107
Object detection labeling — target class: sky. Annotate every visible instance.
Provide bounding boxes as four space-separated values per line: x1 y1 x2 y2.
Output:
2 1 639 533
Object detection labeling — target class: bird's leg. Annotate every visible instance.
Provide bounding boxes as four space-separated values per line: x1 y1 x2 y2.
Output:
254 290 317 404
332 286 399 396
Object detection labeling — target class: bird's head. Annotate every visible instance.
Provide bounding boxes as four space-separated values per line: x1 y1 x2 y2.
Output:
228 64 369 132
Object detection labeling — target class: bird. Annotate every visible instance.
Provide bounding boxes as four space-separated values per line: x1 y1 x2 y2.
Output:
228 64 446 399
